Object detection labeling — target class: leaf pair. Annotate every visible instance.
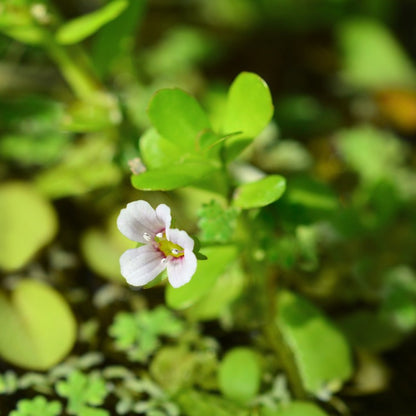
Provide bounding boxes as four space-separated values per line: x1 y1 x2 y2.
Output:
133 72 274 192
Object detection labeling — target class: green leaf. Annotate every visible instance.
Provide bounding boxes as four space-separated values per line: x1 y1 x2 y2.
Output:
222 72 273 159
166 245 238 309
131 159 218 191
276 291 353 395
198 200 239 243
176 389 248 416
139 128 183 169
188 262 245 321
56 371 108 413
0 280 77 370
233 175 286 209
147 88 211 152
218 347 261 403
10 396 62 416
261 401 330 416
335 125 406 183
35 136 121 198
109 306 184 363
81 211 134 283
56 0 128 45
0 182 58 271
92 0 146 78
338 18 416 90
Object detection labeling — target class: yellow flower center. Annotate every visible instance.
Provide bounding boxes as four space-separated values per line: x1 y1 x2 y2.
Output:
154 233 184 259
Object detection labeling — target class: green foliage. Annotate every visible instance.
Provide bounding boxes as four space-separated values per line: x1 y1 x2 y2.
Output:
0 182 58 271
56 370 108 415
233 175 286 209
166 245 238 309
0 280 77 370
198 200 238 243
109 306 184 362
56 0 128 45
276 291 353 396
10 396 62 416
218 347 261 403
338 18 416 90
261 401 330 416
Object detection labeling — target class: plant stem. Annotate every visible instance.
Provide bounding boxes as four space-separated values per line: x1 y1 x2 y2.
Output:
43 35 98 100
264 269 307 400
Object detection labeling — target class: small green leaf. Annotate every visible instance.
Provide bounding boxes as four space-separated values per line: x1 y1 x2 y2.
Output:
0 280 77 370
335 125 406 183
56 0 128 45
198 200 239 243
10 395 62 416
148 88 211 152
222 72 273 138
276 291 353 395
188 263 245 321
218 347 261 403
176 389 248 416
261 401 330 416
81 211 134 283
131 160 218 191
109 306 184 363
0 182 58 271
56 371 108 413
233 175 286 209
338 18 416 90
166 245 238 309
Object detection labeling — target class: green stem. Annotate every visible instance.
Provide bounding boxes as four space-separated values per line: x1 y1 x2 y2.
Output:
43 35 98 100
264 269 307 400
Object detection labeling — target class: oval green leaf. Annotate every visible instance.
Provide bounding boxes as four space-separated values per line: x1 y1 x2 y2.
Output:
261 401 330 416
147 88 211 152
276 291 353 395
131 160 218 191
223 72 273 138
0 182 58 271
139 128 183 169
0 280 77 370
218 347 261 403
56 0 128 45
166 245 238 309
233 175 286 209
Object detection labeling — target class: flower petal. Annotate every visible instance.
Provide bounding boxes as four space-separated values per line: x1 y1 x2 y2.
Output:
117 200 170 243
168 228 194 251
167 249 197 288
156 204 172 238
120 245 166 286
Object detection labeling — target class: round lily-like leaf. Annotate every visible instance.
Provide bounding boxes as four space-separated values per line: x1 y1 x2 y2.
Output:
218 347 261 403
233 175 286 209
0 280 77 370
0 182 58 271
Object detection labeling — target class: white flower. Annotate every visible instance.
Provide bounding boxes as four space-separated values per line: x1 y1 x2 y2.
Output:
117 200 197 288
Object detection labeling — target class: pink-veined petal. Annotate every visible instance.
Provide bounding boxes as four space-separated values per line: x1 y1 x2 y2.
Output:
168 228 194 251
117 200 170 243
120 245 166 286
156 204 171 238
167 249 197 288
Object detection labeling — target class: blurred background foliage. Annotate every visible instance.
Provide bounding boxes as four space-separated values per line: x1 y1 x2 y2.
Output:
0 0 416 415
